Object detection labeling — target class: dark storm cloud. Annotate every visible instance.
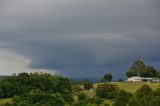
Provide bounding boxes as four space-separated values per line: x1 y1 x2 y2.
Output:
0 0 160 79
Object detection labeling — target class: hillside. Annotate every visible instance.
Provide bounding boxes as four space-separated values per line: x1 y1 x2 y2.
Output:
82 82 160 96
0 81 160 106
77 82 160 105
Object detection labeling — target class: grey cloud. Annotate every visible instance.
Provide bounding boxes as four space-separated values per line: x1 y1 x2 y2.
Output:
0 0 160 79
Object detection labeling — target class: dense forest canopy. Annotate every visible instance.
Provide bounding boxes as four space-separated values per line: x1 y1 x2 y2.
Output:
0 73 74 106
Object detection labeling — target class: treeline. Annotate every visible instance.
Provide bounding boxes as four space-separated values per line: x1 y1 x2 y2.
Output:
126 60 160 78
0 73 74 106
0 72 160 106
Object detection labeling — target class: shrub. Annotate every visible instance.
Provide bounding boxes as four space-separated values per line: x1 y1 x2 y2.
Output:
96 84 119 99
136 84 152 99
83 79 93 90
78 93 87 101
113 90 132 106
72 85 83 93
128 97 141 106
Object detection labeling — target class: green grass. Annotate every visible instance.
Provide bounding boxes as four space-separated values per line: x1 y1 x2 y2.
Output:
93 82 160 93
0 98 12 106
111 82 160 93
104 99 113 105
78 82 160 105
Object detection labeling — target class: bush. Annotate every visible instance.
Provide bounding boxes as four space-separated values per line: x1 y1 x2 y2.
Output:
154 88 160 96
101 74 112 82
113 90 132 106
83 79 93 90
92 97 104 106
96 84 119 99
136 84 152 99
128 97 141 106
72 85 83 94
78 93 87 101
128 85 160 106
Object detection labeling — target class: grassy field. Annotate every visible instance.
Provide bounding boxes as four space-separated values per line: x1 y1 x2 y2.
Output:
79 82 160 105
92 82 160 93
0 82 160 106
0 98 12 106
112 82 160 93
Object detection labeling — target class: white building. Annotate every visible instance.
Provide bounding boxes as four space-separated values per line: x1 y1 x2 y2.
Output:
127 77 160 82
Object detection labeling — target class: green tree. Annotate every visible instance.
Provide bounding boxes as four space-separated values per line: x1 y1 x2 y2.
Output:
140 95 160 106
113 90 132 106
149 96 160 106
154 88 160 96
83 79 93 90
126 60 158 78
0 72 74 106
96 84 119 99
157 71 160 79
102 74 112 82
72 85 83 94
78 93 87 101
62 89 74 104
128 97 141 106
146 66 157 77
92 97 104 106
130 60 146 76
126 71 138 78
136 84 152 99
128 85 160 106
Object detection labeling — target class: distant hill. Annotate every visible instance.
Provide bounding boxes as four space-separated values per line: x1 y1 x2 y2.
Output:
0 76 6 80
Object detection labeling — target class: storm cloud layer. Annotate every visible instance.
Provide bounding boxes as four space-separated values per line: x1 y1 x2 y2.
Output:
0 0 160 79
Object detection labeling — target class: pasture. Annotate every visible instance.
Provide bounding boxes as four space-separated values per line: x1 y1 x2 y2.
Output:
0 98 12 106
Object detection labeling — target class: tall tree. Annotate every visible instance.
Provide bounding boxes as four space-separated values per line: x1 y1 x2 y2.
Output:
127 60 158 77
102 74 112 82
130 60 146 76
83 79 93 90
126 71 138 78
96 83 118 99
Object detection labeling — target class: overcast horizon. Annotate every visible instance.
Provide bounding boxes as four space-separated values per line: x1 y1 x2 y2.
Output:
0 0 160 79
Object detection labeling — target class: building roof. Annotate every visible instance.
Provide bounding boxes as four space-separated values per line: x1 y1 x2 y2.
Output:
128 77 159 80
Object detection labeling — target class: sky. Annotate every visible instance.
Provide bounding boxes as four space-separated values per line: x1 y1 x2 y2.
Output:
0 0 160 79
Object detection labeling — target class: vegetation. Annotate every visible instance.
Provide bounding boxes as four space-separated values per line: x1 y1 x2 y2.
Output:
83 79 93 90
0 98 12 106
0 79 160 105
126 60 159 78
96 84 118 99
0 60 160 106
112 90 132 106
78 93 87 101
100 74 112 83
112 84 160 106
0 73 74 106
114 82 160 93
